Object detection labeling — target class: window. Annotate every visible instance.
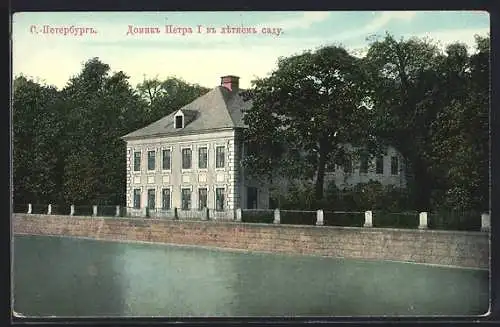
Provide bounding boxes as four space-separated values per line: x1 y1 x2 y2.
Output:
247 187 258 209
198 188 208 210
198 147 208 169
343 159 352 174
175 115 183 129
147 189 155 209
360 154 369 174
182 148 192 169
133 189 141 209
216 188 225 211
391 156 399 175
162 149 171 170
326 161 335 172
133 152 141 171
181 188 192 210
216 146 225 168
147 151 156 171
162 188 171 210
376 156 384 174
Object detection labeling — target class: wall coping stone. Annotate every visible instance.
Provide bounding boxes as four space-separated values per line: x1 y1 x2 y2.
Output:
13 214 489 237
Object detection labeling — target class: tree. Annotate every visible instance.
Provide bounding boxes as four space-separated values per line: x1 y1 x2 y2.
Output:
365 33 490 212
427 35 490 211
243 46 372 202
13 57 213 207
136 76 210 122
364 34 446 211
13 76 66 205
60 58 147 204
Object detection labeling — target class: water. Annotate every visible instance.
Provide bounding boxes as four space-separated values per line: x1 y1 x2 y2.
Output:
12 235 489 317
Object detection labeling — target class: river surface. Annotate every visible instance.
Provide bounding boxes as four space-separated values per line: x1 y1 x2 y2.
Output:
12 235 489 317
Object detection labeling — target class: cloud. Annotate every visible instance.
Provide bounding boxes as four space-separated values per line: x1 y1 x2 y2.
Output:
365 11 417 31
12 12 489 91
259 11 330 30
334 11 418 42
411 27 489 51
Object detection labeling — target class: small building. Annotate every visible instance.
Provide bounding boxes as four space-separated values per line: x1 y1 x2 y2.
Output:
122 75 269 219
122 75 407 218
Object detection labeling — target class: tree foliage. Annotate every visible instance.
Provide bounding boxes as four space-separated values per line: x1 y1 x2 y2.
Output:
13 33 490 215
242 46 373 201
244 34 489 212
13 58 209 206
136 76 210 122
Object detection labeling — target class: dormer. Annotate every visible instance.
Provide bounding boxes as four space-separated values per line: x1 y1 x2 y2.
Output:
174 109 197 129
174 110 185 129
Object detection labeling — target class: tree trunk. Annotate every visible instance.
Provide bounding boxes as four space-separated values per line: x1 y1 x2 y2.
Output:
314 149 328 203
409 157 432 211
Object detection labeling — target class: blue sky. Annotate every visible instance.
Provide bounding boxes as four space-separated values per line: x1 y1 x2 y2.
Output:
12 11 490 89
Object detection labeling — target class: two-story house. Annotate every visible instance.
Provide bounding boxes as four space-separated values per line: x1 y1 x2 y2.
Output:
324 145 407 189
122 74 407 219
122 75 269 219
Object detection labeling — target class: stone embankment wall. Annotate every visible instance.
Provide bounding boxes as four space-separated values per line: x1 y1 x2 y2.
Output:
13 214 489 269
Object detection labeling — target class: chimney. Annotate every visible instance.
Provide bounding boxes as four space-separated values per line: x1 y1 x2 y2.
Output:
220 75 239 92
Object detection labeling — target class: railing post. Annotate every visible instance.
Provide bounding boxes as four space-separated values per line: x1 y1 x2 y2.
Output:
481 212 491 232
47 204 52 215
316 209 324 226
419 212 428 229
364 210 372 228
27 203 32 214
70 205 75 216
115 205 121 217
235 208 242 222
273 208 280 224
93 205 98 217
174 207 178 220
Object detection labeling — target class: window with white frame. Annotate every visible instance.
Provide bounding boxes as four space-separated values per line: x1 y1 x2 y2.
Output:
198 188 208 210
147 189 156 209
162 149 171 170
181 188 192 210
215 187 225 211
216 146 225 168
182 148 192 169
147 150 156 171
391 156 399 175
162 188 171 210
133 151 141 171
133 189 141 209
198 147 208 169
175 115 183 129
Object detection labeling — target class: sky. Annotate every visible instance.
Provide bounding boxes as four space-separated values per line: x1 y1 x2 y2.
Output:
12 11 490 89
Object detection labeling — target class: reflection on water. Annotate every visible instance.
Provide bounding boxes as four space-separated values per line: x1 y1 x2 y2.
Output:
13 235 489 317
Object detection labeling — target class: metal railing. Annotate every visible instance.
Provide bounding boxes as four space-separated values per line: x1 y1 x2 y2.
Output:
73 205 94 217
280 210 317 226
241 209 274 224
372 211 420 229
324 211 365 227
428 210 482 231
